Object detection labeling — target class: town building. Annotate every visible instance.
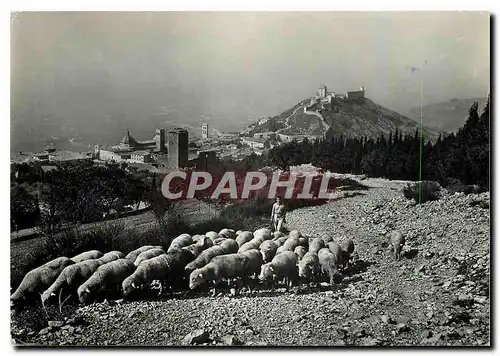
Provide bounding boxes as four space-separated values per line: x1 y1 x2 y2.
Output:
167 128 189 169
195 150 218 170
201 123 209 139
95 128 166 163
241 137 266 149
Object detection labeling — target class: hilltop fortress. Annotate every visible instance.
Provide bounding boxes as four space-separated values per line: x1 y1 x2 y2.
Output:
309 84 365 108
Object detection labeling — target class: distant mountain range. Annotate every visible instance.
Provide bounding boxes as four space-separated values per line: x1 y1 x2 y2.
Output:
244 96 439 141
406 97 489 133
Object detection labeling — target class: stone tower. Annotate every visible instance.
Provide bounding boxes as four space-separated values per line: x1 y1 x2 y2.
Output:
318 85 327 98
94 145 100 159
167 128 189 169
154 128 166 153
201 123 209 139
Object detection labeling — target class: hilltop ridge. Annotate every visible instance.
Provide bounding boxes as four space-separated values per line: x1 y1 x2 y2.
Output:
243 85 439 141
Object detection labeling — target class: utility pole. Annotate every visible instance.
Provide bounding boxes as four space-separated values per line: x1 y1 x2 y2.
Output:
418 62 426 206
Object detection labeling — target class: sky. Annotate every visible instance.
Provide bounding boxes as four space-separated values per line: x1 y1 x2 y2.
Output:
10 11 490 152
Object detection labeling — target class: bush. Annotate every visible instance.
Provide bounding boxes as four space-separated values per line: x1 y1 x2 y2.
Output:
403 180 442 203
446 178 482 195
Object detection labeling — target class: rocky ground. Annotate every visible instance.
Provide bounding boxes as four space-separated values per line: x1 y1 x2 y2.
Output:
11 176 490 347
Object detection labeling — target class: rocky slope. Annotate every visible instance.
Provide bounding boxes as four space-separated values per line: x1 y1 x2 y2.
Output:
11 176 490 347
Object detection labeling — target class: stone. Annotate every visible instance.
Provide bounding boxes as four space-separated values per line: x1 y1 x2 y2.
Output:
397 316 411 324
474 296 487 304
421 329 433 339
182 329 210 345
47 320 64 329
245 328 254 337
396 323 410 334
415 264 426 274
38 328 50 335
381 315 394 324
221 334 242 346
363 337 382 346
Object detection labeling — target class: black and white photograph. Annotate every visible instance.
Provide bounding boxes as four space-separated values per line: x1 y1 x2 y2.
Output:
9 10 490 347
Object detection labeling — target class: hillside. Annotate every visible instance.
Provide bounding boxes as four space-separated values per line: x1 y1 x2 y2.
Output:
406 97 489 133
244 97 439 141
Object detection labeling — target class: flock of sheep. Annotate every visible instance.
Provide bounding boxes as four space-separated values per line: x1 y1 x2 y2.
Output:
11 227 406 310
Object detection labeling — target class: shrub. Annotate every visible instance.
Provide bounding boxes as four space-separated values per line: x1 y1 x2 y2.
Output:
446 178 481 195
403 180 442 203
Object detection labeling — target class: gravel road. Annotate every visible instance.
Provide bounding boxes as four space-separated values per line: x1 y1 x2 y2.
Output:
11 175 490 346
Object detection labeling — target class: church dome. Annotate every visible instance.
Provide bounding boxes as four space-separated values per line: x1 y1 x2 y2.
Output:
120 129 139 147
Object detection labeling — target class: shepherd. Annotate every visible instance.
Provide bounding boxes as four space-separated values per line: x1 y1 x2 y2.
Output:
271 196 286 233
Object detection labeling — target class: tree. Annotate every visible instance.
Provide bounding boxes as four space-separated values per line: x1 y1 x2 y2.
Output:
11 183 39 231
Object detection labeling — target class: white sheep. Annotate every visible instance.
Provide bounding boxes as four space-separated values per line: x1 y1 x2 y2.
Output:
122 254 170 297
189 253 248 294
205 231 219 241
235 231 254 247
11 257 74 305
41 259 102 306
219 228 236 239
123 250 195 297
133 248 166 266
97 251 125 264
259 251 298 291
253 228 272 240
125 246 158 261
77 259 136 304
167 234 193 253
70 250 103 263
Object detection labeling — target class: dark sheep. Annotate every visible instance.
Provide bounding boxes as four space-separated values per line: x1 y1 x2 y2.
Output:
340 239 355 269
